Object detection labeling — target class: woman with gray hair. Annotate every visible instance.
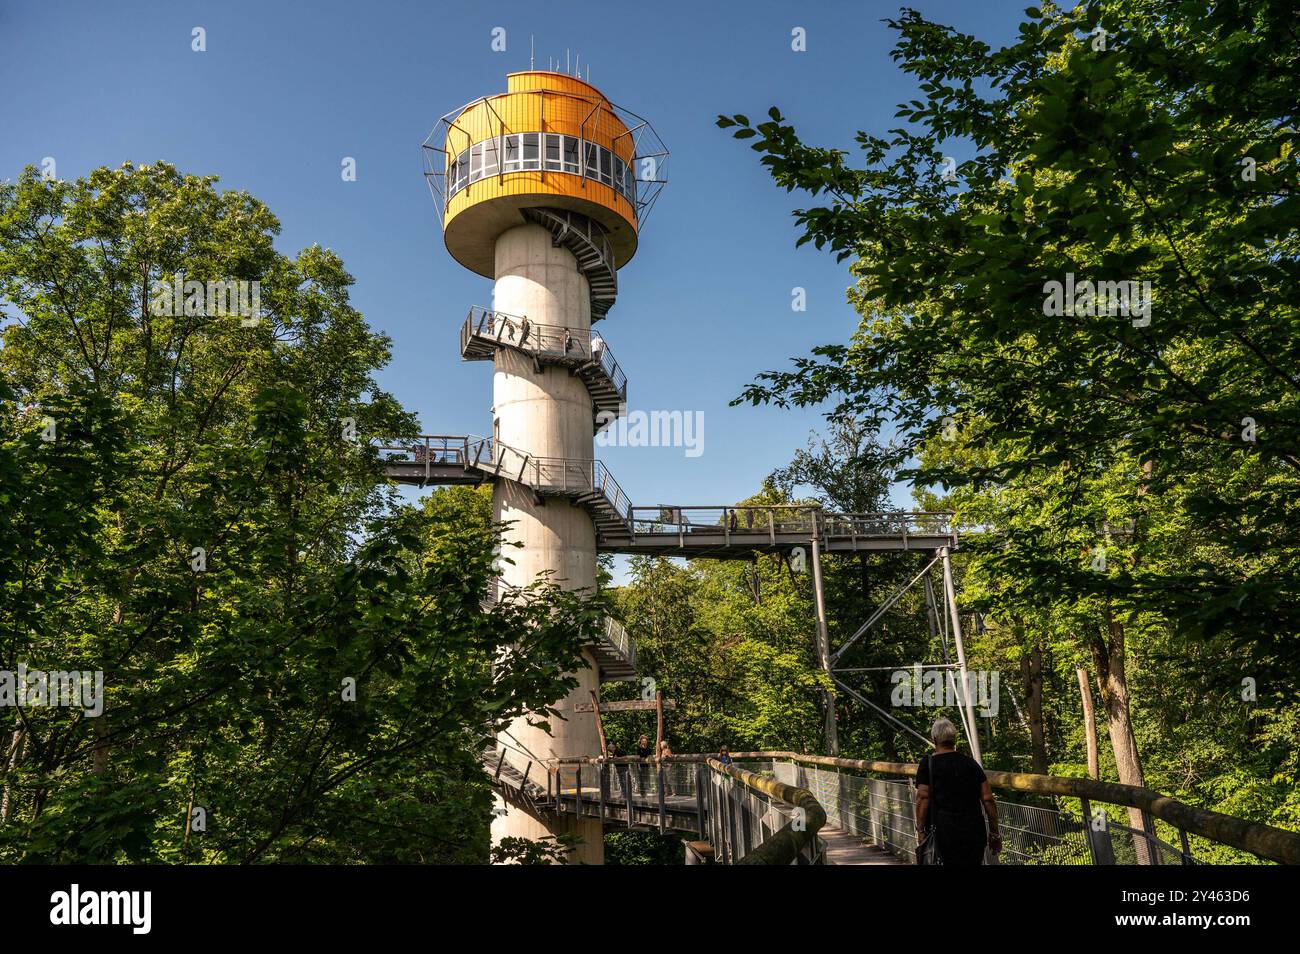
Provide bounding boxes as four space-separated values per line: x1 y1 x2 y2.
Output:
913 717 1002 864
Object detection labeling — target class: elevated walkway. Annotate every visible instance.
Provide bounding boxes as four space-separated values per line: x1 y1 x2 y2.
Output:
377 436 959 557
482 750 1300 866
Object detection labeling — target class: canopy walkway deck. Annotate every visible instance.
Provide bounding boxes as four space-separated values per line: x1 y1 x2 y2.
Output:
485 747 1300 866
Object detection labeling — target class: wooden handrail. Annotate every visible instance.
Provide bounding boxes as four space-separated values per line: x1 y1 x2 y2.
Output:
729 751 1300 865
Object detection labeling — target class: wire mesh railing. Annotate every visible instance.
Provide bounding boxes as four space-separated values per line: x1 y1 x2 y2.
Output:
625 506 959 545
822 511 957 542
755 755 1219 865
628 505 816 538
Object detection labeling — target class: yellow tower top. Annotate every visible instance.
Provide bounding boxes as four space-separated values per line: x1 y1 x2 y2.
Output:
425 71 667 282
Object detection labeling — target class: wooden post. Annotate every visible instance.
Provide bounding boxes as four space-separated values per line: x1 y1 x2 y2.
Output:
591 690 607 759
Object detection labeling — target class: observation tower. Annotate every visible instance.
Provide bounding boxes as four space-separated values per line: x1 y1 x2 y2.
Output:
422 70 668 863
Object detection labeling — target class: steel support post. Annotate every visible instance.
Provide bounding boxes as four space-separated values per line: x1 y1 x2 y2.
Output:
809 520 840 755
940 546 983 764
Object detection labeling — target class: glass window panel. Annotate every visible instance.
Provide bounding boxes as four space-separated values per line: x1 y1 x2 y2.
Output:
522 132 540 169
503 134 521 171
481 139 500 176
599 148 612 184
470 142 484 181
563 136 580 173
585 141 600 178
544 133 562 170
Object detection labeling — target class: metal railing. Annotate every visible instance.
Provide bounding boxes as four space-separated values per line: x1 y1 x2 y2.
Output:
626 506 957 542
600 617 637 670
375 443 962 550
485 740 551 805
545 756 824 863
517 456 632 520
704 759 826 864
462 306 628 400
374 434 477 466
555 758 700 803
629 505 816 538
737 753 1300 866
823 511 957 541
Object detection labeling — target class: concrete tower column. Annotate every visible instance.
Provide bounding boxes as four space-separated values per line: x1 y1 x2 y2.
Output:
488 223 604 864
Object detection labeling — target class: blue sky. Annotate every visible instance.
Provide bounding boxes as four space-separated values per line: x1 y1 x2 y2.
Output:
2 0 1029 537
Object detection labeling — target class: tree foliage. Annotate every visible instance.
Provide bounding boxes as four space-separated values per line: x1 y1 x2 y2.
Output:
0 164 591 862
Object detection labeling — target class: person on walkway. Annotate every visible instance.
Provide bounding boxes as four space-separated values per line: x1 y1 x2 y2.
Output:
563 328 575 353
717 746 733 767
913 717 1002 865
659 740 675 796
518 316 531 348
636 734 653 795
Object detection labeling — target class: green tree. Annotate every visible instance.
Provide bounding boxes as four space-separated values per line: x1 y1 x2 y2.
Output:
721 0 1300 646
0 163 592 862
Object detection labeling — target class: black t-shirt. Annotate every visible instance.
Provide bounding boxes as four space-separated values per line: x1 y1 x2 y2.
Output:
637 746 652 758
916 750 986 833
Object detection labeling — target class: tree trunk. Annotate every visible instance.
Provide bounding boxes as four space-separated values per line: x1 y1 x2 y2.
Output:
1090 605 1151 863
1 729 26 823
1076 667 1099 780
1020 643 1048 774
